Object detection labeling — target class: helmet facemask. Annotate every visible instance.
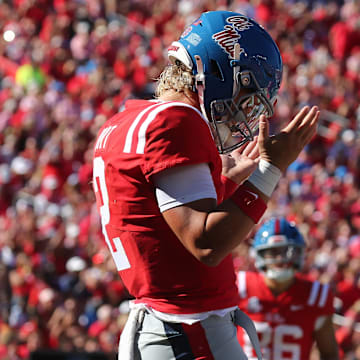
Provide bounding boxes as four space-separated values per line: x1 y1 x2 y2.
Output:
265 268 295 282
255 244 305 282
196 43 276 154
210 69 275 154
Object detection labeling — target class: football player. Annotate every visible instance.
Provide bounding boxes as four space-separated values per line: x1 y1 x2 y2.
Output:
92 10 320 360
237 217 339 360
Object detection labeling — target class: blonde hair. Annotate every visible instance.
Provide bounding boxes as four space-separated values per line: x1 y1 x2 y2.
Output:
155 63 194 98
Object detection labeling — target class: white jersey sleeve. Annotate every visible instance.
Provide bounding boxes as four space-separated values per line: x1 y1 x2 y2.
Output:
153 163 217 212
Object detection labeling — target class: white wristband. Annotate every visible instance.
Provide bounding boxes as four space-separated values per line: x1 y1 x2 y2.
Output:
248 159 282 197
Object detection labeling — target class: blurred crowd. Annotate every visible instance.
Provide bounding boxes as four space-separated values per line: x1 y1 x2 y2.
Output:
0 0 359 359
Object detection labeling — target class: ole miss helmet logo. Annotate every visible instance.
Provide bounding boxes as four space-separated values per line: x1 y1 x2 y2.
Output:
212 16 252 58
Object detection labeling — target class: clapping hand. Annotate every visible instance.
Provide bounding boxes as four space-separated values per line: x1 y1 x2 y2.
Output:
258 106 320 173
220 137 260 185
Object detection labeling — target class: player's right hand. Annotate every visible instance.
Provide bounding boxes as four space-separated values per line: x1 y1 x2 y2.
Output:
220 137 259 185
258 106 320 173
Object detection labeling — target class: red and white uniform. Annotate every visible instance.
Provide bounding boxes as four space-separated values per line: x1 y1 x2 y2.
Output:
237 271 334 360
93 100 239 314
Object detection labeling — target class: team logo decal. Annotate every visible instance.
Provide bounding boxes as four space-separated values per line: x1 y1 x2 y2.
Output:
167 45 180 52
227 16 253 32
212 16 252 58
181 18 202 39
187 33 201 46
181 26 192 38
268 235 287 245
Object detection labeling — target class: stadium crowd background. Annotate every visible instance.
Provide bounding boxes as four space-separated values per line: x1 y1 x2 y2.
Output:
0 0 359 359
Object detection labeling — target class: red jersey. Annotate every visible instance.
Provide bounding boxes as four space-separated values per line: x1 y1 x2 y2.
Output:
237 271 334 360
92 100 239 314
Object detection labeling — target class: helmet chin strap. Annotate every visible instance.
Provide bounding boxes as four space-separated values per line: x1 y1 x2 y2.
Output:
232 43 241 97
194 55 210 125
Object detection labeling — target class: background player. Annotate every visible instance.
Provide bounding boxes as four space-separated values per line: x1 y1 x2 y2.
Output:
93 11 320 359
237 217 339 360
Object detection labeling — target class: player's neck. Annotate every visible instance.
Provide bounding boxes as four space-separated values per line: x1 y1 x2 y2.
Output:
264 276 295 296
158 90 200 110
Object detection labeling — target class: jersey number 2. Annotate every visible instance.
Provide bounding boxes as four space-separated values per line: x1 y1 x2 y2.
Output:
93 156 131 271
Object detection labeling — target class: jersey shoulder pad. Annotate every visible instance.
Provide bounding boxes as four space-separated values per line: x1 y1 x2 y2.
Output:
141 102 216 178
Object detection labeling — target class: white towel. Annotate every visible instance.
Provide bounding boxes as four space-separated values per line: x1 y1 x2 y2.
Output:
234 308 263 360
118 302 146 360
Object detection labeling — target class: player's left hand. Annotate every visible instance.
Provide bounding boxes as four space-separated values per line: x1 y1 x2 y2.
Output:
220 137 259 185
258 106 320 172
